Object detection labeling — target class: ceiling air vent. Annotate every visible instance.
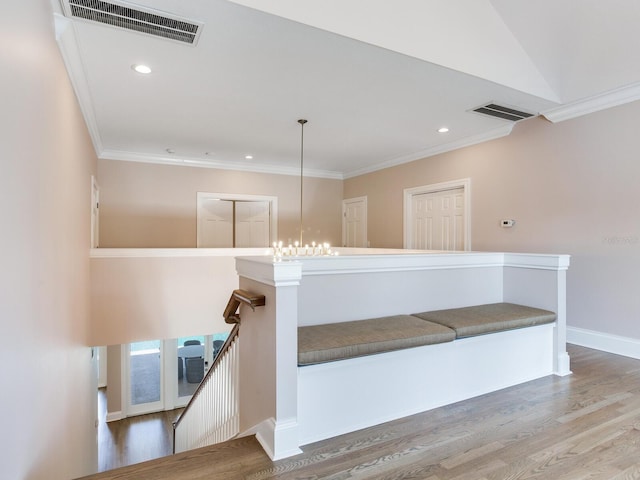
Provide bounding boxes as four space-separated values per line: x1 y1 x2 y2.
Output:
471 103 535 122
61 0 203 45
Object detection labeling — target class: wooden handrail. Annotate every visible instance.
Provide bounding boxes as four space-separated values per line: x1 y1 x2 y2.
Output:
173 289 265 452
223 289 266 324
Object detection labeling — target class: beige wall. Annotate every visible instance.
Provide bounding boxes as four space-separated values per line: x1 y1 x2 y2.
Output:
90 253 253 346
0 3 98 479
345 101 640 339
97 159 343 248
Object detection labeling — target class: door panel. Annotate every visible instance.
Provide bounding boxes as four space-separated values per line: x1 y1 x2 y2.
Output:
342 197 367 247
411 187 464 251
199 200 233 247
235 201 270 247
127 340 163 416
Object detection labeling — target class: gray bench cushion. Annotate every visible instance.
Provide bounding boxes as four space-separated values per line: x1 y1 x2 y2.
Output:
298 315 455 365
412 302 556 338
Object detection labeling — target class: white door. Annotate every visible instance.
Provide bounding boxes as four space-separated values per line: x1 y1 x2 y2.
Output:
197 193 278 247
411 187 465 251
235 201 270 247
198 199 234 247
126 340 164 416
342 197 367 247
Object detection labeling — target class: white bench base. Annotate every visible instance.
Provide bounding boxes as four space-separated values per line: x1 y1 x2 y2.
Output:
298 323 555 446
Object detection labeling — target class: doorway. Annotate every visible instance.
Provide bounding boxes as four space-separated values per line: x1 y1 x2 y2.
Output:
126 340 163 416
197 192 278 247
404 179 470 251
342 196 368 247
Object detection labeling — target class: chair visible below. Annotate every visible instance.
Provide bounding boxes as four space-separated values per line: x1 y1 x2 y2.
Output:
185 357 204 383
213 340 224 359
177 357 184 380
184 340 201 346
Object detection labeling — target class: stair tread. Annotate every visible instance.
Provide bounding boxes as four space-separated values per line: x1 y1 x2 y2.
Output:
77 435 268 480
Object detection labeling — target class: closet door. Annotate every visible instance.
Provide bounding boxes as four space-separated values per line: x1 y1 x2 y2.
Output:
235 201 270 247
197 199 234 247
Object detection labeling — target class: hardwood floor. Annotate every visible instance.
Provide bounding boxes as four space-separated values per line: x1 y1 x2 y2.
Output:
84 345 640 479
97 389 182 471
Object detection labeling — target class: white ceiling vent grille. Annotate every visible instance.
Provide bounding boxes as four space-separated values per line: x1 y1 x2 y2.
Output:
471 103 535 122
61 0 203 45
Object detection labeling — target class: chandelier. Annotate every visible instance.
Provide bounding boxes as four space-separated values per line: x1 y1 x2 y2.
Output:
272 119 336 259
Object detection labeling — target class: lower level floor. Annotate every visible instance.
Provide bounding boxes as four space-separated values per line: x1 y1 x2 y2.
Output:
98 388 181 472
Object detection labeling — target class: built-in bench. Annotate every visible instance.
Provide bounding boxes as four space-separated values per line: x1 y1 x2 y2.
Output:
296 302 559 446
298 303 556 366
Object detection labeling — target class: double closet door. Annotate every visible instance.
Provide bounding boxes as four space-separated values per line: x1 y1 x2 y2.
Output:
198 198 271 248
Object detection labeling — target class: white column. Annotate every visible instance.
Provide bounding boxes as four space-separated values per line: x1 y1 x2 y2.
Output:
236 257 303 459
503 253 572 376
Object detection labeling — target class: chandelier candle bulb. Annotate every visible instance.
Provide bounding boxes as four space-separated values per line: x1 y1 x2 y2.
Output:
272 239 334 258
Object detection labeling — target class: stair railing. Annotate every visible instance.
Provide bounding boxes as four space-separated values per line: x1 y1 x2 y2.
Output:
172 289 265 454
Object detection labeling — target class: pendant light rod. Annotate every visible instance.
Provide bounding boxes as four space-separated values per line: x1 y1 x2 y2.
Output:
298 119 307 247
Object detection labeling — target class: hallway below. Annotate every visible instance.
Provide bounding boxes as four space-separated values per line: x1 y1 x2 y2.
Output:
97 388 182 472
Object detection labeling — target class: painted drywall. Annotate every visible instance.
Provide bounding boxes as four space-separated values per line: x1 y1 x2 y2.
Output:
90 252 259 346
97 159 343 248
0 3 98 478
344 101 640 340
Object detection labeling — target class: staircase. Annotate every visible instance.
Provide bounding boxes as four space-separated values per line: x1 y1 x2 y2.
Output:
172 289 265 454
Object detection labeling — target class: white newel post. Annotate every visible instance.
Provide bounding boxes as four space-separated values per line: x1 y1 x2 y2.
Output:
503 253 572 377
554 262 571 375
236 257 303 460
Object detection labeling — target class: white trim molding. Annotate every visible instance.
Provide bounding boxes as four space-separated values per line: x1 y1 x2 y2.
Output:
54 13 104 156
101 149 343 180
344 125 513 179
542 82 640 123
105 411 123 423
568 326 640 360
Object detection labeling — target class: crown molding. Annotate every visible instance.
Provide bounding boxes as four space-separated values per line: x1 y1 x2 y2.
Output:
99 149 344 180
542 82 640 123
54 13 104 155
343 124 513 179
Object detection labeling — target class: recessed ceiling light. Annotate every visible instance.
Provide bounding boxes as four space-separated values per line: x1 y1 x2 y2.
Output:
245 155 253 160
438 127 450 133
132 64 152 74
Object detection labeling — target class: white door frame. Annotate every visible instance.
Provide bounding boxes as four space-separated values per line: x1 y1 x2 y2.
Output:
342 196 368 248
91 175 99 248
122 341 165 417
196 192 278 247
120 335 222 417
403 178 471 250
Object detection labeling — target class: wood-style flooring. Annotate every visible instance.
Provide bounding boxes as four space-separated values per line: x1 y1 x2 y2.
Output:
83 345 640 479
97 388 181 472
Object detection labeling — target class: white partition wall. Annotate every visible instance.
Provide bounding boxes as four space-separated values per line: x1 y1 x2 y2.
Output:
235 251 570 459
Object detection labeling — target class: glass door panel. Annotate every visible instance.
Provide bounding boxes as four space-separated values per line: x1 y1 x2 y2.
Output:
177 336 205 400
128 340 163 415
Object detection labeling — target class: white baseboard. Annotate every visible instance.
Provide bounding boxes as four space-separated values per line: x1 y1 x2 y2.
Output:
245 417 302 461
568 327 640 359
106 411 123 423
